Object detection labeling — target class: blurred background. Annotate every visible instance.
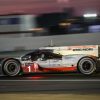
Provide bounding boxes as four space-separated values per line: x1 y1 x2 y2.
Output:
0 0 100 51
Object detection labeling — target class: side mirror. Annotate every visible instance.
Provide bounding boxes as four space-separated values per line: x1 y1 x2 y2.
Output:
40 58 47 61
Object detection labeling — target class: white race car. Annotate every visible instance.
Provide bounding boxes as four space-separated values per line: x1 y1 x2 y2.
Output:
0 48 99 76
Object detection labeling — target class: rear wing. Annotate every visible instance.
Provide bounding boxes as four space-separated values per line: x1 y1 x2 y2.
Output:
40 45 100 57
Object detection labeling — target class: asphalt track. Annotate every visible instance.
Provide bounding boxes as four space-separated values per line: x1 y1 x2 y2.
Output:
0 73 100 94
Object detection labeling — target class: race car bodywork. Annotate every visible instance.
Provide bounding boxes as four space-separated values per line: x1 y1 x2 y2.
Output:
0 48 99 76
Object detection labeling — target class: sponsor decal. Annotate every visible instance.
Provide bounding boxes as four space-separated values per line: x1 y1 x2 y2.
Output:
73 48 93 51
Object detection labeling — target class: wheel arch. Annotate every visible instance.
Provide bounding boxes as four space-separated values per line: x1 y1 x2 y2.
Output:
2 58 21 66
77 56 97 67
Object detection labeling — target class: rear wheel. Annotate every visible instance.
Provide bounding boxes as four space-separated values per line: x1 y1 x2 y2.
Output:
78 57 97 75
3 59 21 76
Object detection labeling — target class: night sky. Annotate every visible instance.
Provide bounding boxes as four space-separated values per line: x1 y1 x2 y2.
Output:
0 0 99 16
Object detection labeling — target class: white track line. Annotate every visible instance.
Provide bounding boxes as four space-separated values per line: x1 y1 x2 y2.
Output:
0 79 100 82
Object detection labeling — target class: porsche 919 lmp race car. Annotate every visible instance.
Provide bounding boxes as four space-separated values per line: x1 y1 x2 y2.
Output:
0 45 100 76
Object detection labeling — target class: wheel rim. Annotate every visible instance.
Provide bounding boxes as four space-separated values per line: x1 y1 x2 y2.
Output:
82 61 93 71
7 63 17 73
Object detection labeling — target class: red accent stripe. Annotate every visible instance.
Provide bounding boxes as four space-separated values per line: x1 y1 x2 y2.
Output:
41 66 77 72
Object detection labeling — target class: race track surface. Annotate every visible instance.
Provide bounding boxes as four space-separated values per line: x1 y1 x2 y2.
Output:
0 73 100 94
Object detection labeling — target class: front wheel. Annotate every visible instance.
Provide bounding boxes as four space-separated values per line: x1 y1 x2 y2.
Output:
3 59 21 76
78 57 97 75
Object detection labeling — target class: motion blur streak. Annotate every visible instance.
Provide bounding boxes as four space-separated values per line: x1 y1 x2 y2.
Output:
27 75 45 80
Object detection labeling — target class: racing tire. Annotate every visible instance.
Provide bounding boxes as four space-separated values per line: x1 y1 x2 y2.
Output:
78 57 97 75
3 59 21 76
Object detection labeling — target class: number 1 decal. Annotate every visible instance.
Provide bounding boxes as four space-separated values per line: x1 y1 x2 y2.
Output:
28 66 31 72
27 63 38 72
